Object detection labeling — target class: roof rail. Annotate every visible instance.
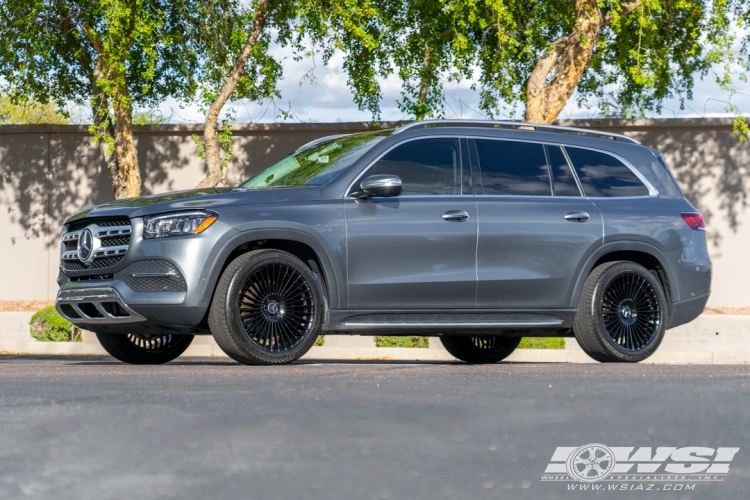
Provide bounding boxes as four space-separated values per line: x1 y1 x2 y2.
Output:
392 119 640 144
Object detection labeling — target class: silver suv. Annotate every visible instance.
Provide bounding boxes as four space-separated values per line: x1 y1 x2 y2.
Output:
56 120 711 365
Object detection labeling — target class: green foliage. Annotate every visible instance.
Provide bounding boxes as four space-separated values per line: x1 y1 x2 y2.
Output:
517 337 565 350
132 109 168 125
0 95 69 124
374 336 429 348
338 0 737 122
0 0 201 148
314 335 325 346
29 306 81 343
473 0 725 119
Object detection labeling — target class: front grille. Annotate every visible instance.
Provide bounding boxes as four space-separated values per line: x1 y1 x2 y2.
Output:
61 217 131 272
67 216 130 233
70 274 114 282
100 235 130 247
115 260 188 292
91 256 125 269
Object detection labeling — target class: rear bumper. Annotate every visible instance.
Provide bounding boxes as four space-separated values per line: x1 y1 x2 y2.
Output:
668 292 710 329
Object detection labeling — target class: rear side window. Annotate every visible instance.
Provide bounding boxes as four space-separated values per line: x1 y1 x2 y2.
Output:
547 146 581 196
366 138 461 195
475 140 551 196
565 147 649 197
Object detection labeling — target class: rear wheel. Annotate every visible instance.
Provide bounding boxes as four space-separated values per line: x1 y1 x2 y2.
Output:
573 261 668 363
208 249 324 365
96 332 193 364
440 335 521 363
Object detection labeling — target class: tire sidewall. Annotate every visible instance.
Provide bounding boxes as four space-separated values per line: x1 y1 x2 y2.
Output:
223 250 324 361
590 263 669 362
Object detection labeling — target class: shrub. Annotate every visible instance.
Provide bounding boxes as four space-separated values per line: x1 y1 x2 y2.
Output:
374 336 429 348
314 335 325 346
518 337 565 349
29 306 81 342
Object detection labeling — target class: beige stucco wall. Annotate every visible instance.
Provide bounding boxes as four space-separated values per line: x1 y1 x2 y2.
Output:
1 119 748 305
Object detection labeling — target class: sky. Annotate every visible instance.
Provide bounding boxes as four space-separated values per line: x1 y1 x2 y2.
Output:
141 38 750 125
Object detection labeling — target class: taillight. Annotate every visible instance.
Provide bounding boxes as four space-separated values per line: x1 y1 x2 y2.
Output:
681 213 706 231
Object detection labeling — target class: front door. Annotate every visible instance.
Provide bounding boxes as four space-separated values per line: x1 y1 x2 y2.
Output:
472 138 603 308
345 137 477 309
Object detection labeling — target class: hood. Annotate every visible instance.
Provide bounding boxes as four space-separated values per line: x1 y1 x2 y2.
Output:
64 186 322 224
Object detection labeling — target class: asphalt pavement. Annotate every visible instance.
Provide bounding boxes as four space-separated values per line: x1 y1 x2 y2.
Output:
0 356 748 500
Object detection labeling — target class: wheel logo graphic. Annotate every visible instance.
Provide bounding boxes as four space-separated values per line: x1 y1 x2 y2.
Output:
566 444 616 482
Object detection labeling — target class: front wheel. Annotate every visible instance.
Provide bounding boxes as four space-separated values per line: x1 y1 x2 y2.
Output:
208 249 324 365
573 261 668 363
440 335 521 363
96 332 194 364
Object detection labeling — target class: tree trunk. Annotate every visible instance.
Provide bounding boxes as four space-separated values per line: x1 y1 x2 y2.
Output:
197 0 268 189
112 88 141 198
524 0 642 124
415 47 435 121
91 60 123 199
86 25 141 199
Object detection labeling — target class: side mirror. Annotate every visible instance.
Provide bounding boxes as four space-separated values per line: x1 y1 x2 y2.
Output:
355 175 403 198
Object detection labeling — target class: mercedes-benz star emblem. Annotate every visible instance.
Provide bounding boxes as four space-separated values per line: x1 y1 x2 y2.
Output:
77 228 94 263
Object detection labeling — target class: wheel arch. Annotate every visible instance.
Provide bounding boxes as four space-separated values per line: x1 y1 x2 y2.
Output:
569 242 678 309
199 228 341 313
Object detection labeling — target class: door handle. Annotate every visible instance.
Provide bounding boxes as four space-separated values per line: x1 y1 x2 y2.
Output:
564 211 590 222
442 210 470 222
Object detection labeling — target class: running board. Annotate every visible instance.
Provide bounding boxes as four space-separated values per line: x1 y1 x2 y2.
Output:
341 321 563 328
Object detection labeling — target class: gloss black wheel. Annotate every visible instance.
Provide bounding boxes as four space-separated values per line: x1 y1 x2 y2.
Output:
238 262 315 353
96 332 194 364
440 335 521 363
573 261 669 363
601 273 661 351
209 249 324 365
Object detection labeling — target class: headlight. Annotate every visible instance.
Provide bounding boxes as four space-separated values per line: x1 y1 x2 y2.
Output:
143 211 218 239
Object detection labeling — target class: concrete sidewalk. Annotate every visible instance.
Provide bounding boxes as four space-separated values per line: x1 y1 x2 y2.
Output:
2 312 749 364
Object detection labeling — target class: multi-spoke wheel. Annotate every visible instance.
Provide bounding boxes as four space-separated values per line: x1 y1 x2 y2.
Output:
573 261 669 362
440 335 521 363
96 332 194 364
209 249 324 365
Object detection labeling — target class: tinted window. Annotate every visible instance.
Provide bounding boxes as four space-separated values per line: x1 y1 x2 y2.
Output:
475 140 551 196
565 147 649 197
547 146 581 196
365 138 461 195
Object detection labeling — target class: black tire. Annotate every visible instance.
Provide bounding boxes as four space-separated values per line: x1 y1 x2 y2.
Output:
440 335 521 363
96 332 194 364
573 261 669 363
208 249 324 365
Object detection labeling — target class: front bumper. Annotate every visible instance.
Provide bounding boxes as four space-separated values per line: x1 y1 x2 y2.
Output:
56 287 146 323
56 281 206 335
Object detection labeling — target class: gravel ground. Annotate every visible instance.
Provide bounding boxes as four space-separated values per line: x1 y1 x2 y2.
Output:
0 356 748 500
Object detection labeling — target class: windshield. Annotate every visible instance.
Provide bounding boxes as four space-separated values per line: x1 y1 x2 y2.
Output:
241 130 391 189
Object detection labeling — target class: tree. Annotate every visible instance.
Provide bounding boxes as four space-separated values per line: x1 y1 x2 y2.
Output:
474 0 729 124
193 0 383 187
375 0 476 120
0 1 200 198
0 95 69 124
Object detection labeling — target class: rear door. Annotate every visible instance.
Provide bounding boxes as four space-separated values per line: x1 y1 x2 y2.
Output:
344 137 477 309
473 138 603 308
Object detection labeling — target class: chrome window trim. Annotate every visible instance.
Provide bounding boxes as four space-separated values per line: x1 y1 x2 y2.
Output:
345 135 465 197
